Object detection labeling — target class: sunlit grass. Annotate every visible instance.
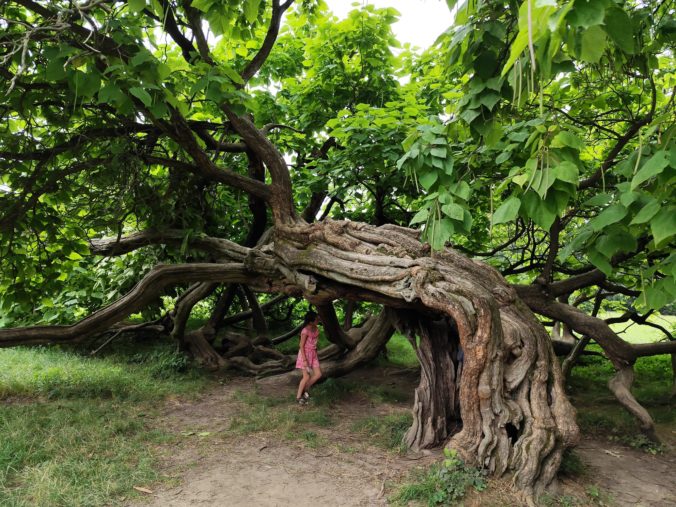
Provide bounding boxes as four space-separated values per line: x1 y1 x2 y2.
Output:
0 341 208 506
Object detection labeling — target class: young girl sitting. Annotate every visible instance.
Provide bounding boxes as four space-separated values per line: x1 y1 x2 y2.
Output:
295 310 322 405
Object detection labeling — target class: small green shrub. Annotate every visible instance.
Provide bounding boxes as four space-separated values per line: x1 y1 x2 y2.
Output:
392 448 487 506
608 434 666 454
558 449 586 477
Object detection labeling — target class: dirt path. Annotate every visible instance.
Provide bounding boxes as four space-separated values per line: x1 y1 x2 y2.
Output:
574 438 676 506
130 369 676 506
132 371 439 507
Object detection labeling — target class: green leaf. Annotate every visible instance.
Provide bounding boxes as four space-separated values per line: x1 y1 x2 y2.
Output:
442 203 465 221
460 108 481 124
631 150 670 189
479 92 501 110
568 0 606 28
522 191 557 230
419 170 438 190
551 131 584 150
603 7 634 53
553 161 579 183
492 196 521 225
128 0 146 13
131 49 154 67
595 229 636 258
650 206 676 248
590 204 627 231
429 217 454 250
129 87 152 107
452 181 470 200
410 208 429 225
430 147 447 158
630 199 660 225
580 25 607 63
583 193 612 207
641 285 670 311
559 228 593 261
222 66 245 85
45 59 67 81
588 249 613 276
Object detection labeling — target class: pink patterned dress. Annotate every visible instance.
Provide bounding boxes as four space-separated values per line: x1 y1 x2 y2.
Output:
295 325 320 369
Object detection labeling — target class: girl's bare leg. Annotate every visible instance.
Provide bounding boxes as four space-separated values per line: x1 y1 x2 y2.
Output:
297 370 311 400
305 366 322 391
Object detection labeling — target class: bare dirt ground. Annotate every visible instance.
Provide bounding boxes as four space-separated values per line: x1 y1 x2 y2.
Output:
130 367 676 507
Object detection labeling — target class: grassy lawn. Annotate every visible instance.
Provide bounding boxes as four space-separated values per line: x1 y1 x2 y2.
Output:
0 341 208 506
605 313 675 344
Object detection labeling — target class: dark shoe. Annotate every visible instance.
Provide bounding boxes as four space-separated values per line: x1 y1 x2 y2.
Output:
303 391 310 400
297 397 307 405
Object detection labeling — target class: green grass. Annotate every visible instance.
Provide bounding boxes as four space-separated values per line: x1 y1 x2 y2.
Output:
604 312 675 344
351 413 412 453
0 341 208 506
0 345 206 400
228 389 333 440
568 351 675 450
383 333 419 367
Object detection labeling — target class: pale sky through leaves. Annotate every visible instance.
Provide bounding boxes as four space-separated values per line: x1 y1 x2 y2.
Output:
325 0 453 50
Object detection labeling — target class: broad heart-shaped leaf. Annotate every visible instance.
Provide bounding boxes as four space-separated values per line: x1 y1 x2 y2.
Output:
410 207 429 225
522 191 557 230
630 199 660 225
428 217 455 250
595 228 636 258
419 170 439 190
589 203 627 231
129 87 152 107
552 161 579 183
551 131 584 151
583 192 612 207
631 150 670 189
641 284 671 311
558 228 594 261
650 206 676 248
580 25 607 63
492 196 521 225
243 0 260 23
128 0 145 13
568 0 607 28
603 6 635 54
45 58 67 80
442 202 465 221
588 249 613 276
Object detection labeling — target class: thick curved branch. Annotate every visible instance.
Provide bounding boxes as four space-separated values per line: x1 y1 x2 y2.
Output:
221 106 296 222
0 263 271 347
316 302 357 349
157 0 198 63
240 0 294 83
219 293 288 327
90 229 249 260
517 287 636 365
143 155 271 200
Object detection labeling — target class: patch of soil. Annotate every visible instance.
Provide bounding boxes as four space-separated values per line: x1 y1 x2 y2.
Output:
572 438 676 506
129 367 676 507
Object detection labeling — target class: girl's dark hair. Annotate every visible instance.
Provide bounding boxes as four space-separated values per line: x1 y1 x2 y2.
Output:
303 310 318 326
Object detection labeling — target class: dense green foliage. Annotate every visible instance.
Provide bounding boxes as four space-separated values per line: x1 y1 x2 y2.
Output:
1 0 673 328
